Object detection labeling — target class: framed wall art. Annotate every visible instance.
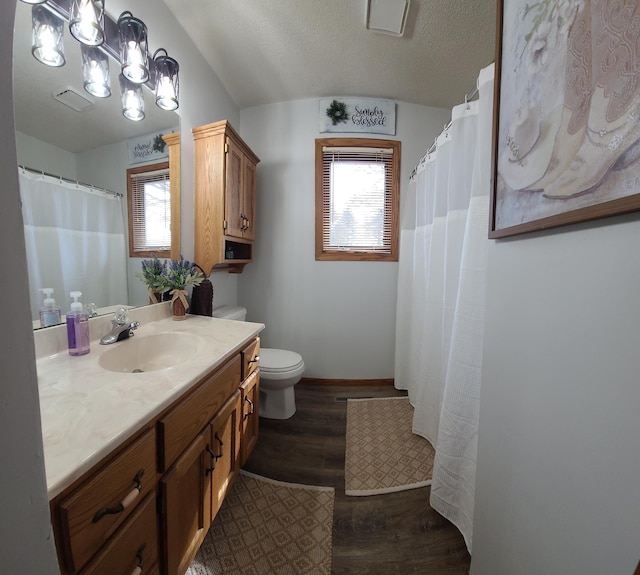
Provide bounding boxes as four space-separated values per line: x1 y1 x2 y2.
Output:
490 0 640 238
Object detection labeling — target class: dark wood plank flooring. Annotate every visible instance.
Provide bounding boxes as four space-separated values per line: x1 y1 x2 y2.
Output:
243 382 471 574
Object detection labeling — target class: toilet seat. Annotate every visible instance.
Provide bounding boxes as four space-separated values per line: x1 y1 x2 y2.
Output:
259 348 304 374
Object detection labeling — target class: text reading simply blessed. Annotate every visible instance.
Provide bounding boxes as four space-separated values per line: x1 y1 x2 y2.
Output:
351 106 386 127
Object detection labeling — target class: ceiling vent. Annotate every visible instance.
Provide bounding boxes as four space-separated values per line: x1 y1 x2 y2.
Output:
366 0 410 36
52 86 95 112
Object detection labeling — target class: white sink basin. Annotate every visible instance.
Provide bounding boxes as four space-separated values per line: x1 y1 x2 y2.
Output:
98 332 205 373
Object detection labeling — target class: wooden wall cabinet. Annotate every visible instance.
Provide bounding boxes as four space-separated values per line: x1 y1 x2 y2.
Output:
193 120 260 275
51 337 261 575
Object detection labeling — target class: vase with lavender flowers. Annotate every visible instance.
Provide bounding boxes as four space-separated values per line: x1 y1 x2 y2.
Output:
136 257 167 304
159 256 204 320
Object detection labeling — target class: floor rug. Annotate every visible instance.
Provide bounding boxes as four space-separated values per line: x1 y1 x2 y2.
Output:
186 470 334 575
345 396 435 496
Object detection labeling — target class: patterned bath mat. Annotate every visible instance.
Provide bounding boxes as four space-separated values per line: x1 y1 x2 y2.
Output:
186 470 334 575
345 396 435 496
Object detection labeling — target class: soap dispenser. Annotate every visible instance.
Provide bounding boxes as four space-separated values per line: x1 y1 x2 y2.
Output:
39 288 62 327
67 291 90 356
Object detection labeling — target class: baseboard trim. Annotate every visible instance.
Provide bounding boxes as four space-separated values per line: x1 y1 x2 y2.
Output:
300 377 394 386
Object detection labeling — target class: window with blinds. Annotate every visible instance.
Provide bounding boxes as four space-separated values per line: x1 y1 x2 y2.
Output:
315 138 400 261
127 161 171 257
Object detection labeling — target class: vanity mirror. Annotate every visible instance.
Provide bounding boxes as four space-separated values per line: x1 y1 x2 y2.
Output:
13 0 181 329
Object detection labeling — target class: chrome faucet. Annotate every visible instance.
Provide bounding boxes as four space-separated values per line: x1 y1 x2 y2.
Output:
100 308 140 345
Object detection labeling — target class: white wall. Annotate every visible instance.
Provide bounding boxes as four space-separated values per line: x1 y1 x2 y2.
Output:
238 100 450 378
472 217 640 575
0 1 60 572
16 131 77 179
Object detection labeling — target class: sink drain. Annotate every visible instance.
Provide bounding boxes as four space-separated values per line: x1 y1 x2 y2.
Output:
132 368 144 373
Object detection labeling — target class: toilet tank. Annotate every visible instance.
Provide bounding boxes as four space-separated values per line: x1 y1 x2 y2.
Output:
212 306 247 321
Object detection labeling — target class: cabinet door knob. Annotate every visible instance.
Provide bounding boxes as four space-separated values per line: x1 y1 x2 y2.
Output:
248 355 260 364
214 432 224 460
130 543 146 575
205 445 216 475
243 396 255 420
92 469 144 523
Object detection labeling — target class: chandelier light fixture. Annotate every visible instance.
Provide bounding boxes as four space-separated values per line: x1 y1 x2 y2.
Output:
69 0 105 46
118 11 149 84
153 49 179 111
81 44 111 97
31 4 66 67
21 0 180 120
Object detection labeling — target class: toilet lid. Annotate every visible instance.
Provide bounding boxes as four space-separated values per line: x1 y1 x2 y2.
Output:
259 348 304 373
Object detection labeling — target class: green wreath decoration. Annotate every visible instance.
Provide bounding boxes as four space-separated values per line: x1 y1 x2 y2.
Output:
326 100 349 125
152 134 167 153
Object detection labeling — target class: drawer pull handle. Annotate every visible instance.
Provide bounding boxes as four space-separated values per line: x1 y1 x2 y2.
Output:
244 396 254 420
92 469 144 523
130 543 146 575
205 445 216 475
214 432 224 460
248 355 260 364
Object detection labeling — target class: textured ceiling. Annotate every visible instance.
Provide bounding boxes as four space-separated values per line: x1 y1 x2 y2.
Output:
162 0 497 110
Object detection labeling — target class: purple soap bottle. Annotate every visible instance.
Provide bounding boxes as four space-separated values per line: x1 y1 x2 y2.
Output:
67 291 90 356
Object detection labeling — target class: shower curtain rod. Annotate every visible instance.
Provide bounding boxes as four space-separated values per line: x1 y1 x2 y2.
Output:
18 165 123 198
409 81 481 179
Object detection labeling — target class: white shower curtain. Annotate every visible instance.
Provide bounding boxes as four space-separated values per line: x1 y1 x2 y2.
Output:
20 169 128 322
394 63 494 551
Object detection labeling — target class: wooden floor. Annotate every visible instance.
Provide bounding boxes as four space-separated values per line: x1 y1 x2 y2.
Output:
243 382 471 575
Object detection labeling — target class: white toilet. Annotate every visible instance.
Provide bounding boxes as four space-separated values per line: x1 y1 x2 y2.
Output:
212 306 305 419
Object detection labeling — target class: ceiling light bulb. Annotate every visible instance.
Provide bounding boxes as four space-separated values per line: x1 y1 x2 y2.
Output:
69 0 105 46
31 5 65 68
120 74 144 121
153 49 179 111
81 44 110 98
118 11 149 84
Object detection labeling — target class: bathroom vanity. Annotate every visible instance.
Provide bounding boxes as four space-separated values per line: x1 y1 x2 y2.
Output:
36 306 263 575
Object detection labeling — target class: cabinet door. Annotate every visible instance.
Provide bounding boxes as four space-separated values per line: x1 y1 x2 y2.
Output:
160 429 211 575
240 371 260 467
242 157 257 241
225 137 244 239
208 391 241 521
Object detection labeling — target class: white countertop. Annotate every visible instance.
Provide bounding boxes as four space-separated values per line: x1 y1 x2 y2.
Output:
37 313 264 499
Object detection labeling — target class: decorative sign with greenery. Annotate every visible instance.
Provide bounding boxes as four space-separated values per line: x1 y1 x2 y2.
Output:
127 129 175 165
319 97 396 135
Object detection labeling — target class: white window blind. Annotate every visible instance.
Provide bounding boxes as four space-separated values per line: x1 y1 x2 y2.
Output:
321 146 395 253
128 163 171 256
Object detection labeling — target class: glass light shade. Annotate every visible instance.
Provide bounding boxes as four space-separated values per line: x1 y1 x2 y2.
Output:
69 0 105 46
120 74 144 121
20 0 47 4
153 50 179 111
118 11 149 84
81 45 110 98
32 5 65 67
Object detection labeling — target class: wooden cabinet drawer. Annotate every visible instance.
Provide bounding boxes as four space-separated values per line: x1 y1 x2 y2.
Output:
158 354 241 471
57 428 157 573
80 491 158 575
241 337 260 379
